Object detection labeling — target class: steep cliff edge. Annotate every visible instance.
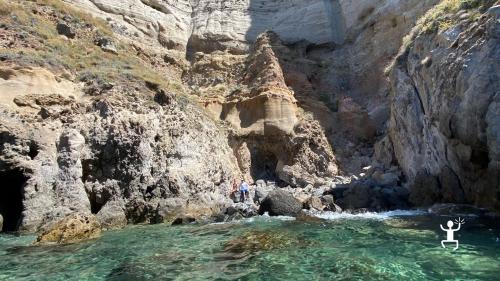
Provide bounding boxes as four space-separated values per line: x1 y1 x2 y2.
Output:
0 0 240 232
381 0 500 211
1 0 498 234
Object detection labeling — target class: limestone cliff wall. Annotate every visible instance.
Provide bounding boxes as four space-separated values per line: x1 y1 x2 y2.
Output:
67 0 435 54
2 0 498 235
0 71 239 231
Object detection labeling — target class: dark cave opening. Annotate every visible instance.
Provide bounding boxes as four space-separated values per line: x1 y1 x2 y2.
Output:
90 197 105 215
250 148 279 182
28 142 39 160
0 169 26 232
86 189 107 215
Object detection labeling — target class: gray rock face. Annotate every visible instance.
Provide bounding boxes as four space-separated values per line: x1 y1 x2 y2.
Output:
384 7 500 211
2 0 498 237
254 184 274 204
259 189 302 216
67 0 436 54
0 90 238 232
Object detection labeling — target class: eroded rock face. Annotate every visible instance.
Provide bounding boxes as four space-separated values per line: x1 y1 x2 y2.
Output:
67 0 345 54
259 189 302 216
385 5 500 211
67 0 436 54
197 32 338 187
0 72 239 232
2 0 498 236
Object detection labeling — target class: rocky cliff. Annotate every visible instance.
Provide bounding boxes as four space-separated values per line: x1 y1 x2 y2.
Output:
0 0 498 234
381 0 500 210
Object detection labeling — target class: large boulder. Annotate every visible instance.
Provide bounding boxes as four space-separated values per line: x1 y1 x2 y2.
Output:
305 196 325 211
254 181 275 204
56 22 75 38
337 183 373 210
215 202 259 222
320 194 343 212
96 200 127 230
35 213 101 244
259 190 302 216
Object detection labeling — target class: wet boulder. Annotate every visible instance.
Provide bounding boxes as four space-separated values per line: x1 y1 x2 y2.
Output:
171 217 196 225
321 195 342 212
35 213 101 244
216 203 258 222
428 203 486 217
259 190 302 216
337 183 372 210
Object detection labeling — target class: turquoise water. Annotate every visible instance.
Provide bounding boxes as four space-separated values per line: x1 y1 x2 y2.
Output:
0 211 499 281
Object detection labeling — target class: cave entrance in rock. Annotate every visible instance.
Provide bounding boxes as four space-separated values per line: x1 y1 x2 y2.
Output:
0 168 26 232
250 148 279 182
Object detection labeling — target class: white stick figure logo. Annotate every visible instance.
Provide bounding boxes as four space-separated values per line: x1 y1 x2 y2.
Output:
440 217 464 250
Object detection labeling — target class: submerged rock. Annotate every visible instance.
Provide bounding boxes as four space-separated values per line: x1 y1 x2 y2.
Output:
35 213 101 244
224 230 309 254
428 204 487 217
171 217 196 225
259 190 302 216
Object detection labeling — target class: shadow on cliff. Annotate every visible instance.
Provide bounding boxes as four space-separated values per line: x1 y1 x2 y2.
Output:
245 0 346 46
244 0 376 176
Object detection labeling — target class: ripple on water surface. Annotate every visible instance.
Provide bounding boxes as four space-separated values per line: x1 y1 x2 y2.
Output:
0 211 499 281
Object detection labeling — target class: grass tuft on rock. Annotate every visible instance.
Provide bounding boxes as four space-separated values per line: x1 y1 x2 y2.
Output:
418 0 496 34
383 0 496 77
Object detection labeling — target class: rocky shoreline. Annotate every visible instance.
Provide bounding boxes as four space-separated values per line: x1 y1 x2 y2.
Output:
1 0 499 241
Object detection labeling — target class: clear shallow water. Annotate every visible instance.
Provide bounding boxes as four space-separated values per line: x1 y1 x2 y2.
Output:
1 211 499 281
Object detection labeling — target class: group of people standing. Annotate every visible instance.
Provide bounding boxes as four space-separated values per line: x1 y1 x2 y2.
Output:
231 178 250 203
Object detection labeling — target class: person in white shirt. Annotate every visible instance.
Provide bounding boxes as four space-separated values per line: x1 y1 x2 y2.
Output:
239 178 249 202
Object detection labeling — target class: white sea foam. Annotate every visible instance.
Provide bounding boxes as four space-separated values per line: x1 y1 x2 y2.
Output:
311 209 428 221
243 212 296 223
210 210 426 226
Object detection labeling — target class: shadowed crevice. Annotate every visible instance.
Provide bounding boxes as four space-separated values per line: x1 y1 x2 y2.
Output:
0 168 26 232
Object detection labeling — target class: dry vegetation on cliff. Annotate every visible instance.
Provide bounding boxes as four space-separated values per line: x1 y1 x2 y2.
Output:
0 0 183 94
418 0 496 33
384 0 498 76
